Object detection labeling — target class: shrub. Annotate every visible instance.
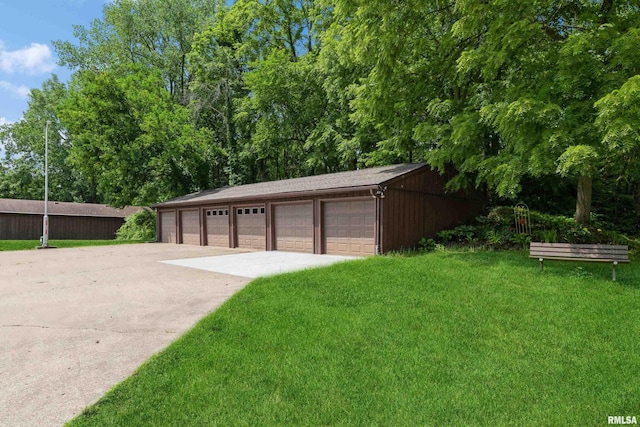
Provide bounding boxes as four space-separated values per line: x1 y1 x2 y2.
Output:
418 237 437 252
486 206 514 226
541 229 558 243
430 206 638 251
436 229 454 244
116 209 156 241
485 230 504 246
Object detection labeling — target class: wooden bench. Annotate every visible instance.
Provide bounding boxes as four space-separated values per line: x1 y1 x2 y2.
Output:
530 242 630 281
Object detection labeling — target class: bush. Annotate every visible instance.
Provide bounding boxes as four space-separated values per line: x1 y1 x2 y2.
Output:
418 237 437 252
116 209 156 241
434 206 639 250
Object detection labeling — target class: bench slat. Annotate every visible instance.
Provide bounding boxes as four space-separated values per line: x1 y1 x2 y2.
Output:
530 248 629 255
529 256 630 263
530 242 628 250
531 249 628 257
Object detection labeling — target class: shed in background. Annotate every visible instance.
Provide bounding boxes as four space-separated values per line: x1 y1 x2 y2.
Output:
0 199 144 240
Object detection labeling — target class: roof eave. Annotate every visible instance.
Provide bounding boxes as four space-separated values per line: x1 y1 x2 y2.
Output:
0 211 132 218
152 184 381 209
378 163 431 187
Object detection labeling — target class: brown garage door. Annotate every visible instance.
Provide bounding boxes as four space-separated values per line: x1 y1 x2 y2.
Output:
206 208 229 247
180 210 200 245
273 203 313 253
236 206 265 250
323 199 375 256
160 211 176 243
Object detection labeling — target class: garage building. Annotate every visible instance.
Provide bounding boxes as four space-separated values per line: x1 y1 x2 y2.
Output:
152 163 481 256
0 198 144 240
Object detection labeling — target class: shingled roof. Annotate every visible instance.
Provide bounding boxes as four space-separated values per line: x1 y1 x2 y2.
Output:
153 163 427 208
0 199 144 218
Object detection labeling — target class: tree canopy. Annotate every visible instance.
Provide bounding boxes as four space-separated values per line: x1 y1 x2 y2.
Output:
1 0 638 230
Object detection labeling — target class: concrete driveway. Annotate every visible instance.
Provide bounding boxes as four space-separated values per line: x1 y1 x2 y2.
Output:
0 244 357 426
162 251 358 278
0 244 252 427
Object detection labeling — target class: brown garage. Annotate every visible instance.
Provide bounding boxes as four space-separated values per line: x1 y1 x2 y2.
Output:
179 210 200 244
236 206 266 250
205 207 229 247
273 202 313 253
323 199 375 256
0 198 144 240
152 163 482 255
159 211 176 243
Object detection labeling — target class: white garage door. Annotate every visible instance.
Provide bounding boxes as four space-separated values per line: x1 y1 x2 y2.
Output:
323 199 375 256
273 203 313 253
160 211 176 243
236 206 265 250
180 210 200 245
206 208 229 247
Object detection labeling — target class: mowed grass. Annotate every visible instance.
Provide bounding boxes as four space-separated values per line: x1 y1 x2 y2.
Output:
0 239 146 251
68 251 640 426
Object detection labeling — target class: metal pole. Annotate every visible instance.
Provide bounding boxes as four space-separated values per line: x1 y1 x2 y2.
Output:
42 120 51 248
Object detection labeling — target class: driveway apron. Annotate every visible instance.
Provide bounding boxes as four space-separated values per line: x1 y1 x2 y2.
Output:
0 244 250 427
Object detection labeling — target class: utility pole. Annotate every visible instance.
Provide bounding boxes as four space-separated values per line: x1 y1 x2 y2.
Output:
42 120 51 248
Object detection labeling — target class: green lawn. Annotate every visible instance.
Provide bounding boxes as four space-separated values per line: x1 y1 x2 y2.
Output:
0 239 146 251
68 251 639 426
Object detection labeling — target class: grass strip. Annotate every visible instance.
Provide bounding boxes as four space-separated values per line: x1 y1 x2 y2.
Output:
0 239 146 251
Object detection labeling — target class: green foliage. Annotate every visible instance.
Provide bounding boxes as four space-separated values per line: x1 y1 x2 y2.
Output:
116 210 156 241
53 0 215 103
485 230 506 246
0 76 94 202
541 229 558 244
58 65 221 206
436 206 639 249
330 0 640 223
511 233 532 247
417 237 437 252
2 0 639 234
436 229 454 244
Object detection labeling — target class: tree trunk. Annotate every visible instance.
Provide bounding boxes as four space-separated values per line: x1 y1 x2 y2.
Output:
632 182 640 230
575 174 593 225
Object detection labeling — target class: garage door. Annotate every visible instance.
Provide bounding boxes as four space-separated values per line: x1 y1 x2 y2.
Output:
160 211 176 243
323 199 375 256
180 210 200 245
273 203 313 253
236 206 265 249
206 208 229 247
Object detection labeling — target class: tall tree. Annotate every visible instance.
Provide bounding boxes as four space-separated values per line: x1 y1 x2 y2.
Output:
189 5 251 185
53 0 219 104
189 0 335 183
329 0 640 225
58 65 220 206
595 73 640 222
0 76 92 202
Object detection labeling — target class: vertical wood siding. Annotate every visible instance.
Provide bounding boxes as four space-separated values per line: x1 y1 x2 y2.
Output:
382 166 483 252
0 213 125 240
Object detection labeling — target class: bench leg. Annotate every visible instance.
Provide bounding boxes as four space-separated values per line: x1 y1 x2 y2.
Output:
539 258 544 272
612 261 618 281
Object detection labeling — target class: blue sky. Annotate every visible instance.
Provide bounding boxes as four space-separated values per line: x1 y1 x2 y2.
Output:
0 0 107 125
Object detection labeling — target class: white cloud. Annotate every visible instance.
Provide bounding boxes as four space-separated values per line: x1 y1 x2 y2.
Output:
0 80 30 98
0 117 10 125
0 41 56 75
